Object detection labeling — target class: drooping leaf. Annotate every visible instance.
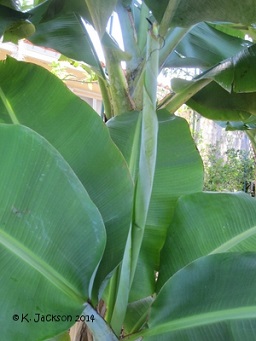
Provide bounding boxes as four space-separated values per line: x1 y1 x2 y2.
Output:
0 57 134 299
170 43 256 122
167 44 256 123
108 109 204 301
29 12 102 72
186 81 256 121
23 0 53 25
209 22 256 41
197 44 256 93
23 0 106 73
158 192 256 290
28 0 118 66
163 44 256 118
162 23 252 69
216 119 256 131
0 0 20 10
0 124 105 340
144 0 256 27
137 253 256 341
0 4 28 37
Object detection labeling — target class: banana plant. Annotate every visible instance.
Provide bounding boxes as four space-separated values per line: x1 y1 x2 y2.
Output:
1 0 256 340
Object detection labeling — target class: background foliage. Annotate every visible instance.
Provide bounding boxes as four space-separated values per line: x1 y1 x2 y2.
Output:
204 145 255 192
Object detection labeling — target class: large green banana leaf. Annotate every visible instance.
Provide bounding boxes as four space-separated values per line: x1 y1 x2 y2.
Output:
27 0 117 69
29 12 102 72
158 192 256 290
168 44 256 123
0 124 105 341
187 81 256 121
107 109 204 301
197 44 256 93
127 253 256 340
144 0 256 27
162 23 252 69
27 1 128 73
0 0 19 9
0 58 134 298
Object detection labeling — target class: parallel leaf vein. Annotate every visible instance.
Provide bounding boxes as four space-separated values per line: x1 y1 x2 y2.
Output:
0 228 85 304
210 225 256 254
142 306 256 339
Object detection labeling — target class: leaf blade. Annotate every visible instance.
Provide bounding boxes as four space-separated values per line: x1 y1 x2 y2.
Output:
0 58 134 298
0 229 84 303
163 23 252 69
129 253 256 340
158 192 256 290
145 0 256 27
0 124 106 340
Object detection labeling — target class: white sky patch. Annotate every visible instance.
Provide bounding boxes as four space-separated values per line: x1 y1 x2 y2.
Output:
84 22 105 63
107 12 125 51
84 12 125 67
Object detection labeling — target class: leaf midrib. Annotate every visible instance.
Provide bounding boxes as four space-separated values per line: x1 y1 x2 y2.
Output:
0 228 85 304
210 225 256 254
137 306 256 339
0 87 20 124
